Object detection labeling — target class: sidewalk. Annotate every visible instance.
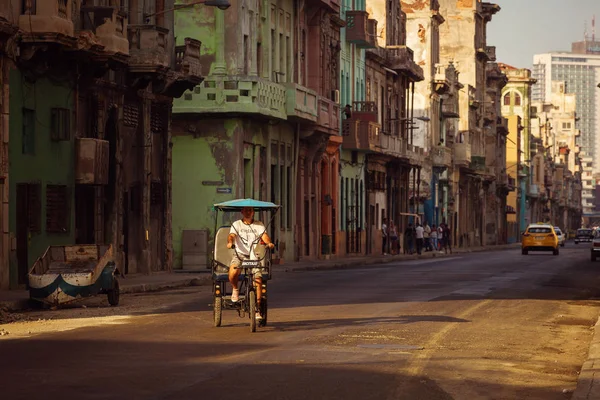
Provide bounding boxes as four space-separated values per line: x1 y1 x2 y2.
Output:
0 242 518 312
573 317 600 400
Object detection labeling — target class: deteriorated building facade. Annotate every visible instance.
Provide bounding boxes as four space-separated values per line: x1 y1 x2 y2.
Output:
0 0 201 289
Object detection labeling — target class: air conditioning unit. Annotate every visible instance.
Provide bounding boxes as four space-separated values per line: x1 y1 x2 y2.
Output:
332 89 340 104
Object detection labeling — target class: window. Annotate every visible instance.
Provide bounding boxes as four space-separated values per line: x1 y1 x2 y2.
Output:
46 185 70 233
503 92 511 106
22 108 35 154
17 182 41 232
51 108 71 141
514 93 521 106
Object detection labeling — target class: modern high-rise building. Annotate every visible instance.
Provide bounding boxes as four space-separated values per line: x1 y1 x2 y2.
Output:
532 52 600 171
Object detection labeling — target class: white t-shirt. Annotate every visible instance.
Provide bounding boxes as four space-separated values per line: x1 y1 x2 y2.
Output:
230 220 266 257
415 226 424 239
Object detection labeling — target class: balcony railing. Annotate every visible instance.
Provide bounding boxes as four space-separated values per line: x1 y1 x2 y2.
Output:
470 155 486 172
175 38 202 78
175 75 286 120
442 98 459 119
433 64 450 93
80 6 129 55
432 146 452 168
284 83 318 123
128 25 170 72
387 47 424 81
18 0 75 42
454 142 471 166
342 119 380 152
316 96 340 135
344 11 376 48
485 46 496 62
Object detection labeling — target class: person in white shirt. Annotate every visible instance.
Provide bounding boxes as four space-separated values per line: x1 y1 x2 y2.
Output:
415 223 424 255
227 207 275 321
430 224 439 250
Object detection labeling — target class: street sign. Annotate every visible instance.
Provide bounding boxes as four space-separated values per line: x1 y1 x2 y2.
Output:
216 187 232 194
202 180 224 186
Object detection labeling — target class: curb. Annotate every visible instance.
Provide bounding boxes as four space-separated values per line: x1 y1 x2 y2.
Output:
0 299 30 313
284 244 520 273
119 276 212 295
572 317 600 400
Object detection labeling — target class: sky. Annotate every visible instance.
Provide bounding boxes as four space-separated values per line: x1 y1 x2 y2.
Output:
487 0 600 69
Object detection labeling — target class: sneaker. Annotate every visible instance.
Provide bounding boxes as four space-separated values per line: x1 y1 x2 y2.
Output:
231 289 239 302
255 312 263 321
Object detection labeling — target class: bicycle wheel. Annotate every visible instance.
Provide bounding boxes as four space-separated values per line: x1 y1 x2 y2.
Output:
213 296 222 327
249 290 257 332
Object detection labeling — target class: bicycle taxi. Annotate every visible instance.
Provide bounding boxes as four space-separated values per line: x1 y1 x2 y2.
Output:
211 199 280 332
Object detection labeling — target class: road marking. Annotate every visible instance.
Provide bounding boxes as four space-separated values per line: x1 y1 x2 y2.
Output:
389 299 493 398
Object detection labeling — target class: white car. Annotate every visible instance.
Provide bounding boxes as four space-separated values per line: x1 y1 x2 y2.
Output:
554 227 565 247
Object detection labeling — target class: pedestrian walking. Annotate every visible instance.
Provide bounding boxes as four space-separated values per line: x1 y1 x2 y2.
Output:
431 224 438 251
389 220 399 255
423 222 432 251
443 223 453 254
404 223 415 254
438 224 445 252
415 223 424 255
381 218 389 255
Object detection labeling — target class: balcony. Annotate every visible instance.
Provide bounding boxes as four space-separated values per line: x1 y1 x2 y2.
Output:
485 46 497 62
388 47 425 82
316 96 340 135
159 37 204 97
454 143 472 167
344 11 376 49
528 183 539 198
380 134 406 158
18 0 76 46
75 138 109 185
442 98 460 119
470 155 486 172
342 119 381 151
128 25 170 74
175 75 286 119
432 146 452 169
284 83 318 123
80 6 129 55
433 64 450 94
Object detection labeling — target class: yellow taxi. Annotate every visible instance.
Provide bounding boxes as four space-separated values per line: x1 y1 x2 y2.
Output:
521 223 559 255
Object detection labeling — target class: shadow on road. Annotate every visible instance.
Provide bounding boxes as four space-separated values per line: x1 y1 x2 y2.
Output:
263 314 471 332
0 337 574 400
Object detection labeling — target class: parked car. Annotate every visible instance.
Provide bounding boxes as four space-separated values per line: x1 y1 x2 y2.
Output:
575 228 594 244
521 223 559 255
554 227 565 247
591 231 600 261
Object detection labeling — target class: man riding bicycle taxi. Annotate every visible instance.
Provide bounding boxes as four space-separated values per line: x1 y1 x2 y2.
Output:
226 206 275 321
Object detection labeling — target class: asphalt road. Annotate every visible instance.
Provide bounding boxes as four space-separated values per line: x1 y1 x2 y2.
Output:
2 243 600 400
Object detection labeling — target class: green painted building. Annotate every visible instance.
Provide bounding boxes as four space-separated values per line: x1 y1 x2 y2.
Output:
8 71 76 288
339 0 368 255
171 2 318 268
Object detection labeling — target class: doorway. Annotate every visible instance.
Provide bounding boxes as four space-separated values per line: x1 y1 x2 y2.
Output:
75 185 95 244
